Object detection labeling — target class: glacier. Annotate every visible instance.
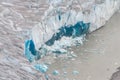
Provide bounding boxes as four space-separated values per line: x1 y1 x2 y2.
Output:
23 0 120 77
25 0 120 63
0 0 120 80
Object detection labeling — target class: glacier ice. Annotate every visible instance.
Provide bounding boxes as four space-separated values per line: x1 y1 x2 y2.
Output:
24 39 40 62
0 0 120 79
30 11 90 56
24 0 120 62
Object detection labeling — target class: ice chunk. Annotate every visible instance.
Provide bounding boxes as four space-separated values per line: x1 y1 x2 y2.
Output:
45 74 49 80
72 71 79 75
24 40 40 62
34 64 48 73
52 70 59 75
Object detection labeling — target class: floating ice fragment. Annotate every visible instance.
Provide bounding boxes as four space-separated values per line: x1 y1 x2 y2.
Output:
63 71 67 75
52 70 59 75
34 64 48 73
21 66 33 73
72 71 79 75
45 74 49 80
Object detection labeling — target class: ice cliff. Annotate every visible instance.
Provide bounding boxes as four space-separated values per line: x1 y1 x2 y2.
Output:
23 0 120 77
25 0 120 63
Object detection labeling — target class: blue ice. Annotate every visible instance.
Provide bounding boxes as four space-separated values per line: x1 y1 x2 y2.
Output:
24 40 40 62
34 64 48 73
45 21 90 46
52 70 59 75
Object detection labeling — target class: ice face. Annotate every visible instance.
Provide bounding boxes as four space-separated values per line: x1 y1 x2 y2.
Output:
21 2 120 80
24 0 120 61
45 21 90 46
